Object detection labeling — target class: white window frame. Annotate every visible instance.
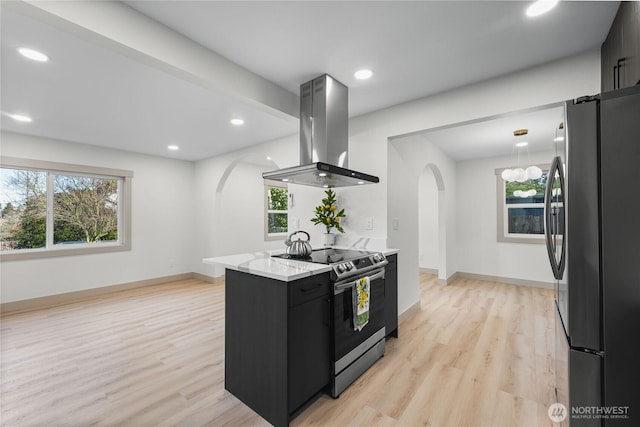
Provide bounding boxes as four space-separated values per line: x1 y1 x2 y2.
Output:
495 164 548 244
0 156 133 261
264 180 289 241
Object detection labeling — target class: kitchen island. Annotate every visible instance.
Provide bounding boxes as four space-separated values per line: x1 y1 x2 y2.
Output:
203 248 398 426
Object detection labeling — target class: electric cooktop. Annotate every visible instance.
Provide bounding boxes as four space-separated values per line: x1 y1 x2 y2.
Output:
272 247 379 265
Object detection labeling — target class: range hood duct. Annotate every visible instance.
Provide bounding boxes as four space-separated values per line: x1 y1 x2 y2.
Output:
262 74 379 188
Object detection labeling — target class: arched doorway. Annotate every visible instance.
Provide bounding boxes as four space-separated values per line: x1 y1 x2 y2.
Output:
418 163 447 282
216 154 279 193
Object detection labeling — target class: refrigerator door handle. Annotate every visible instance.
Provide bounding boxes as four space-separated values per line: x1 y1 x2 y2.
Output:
543 159 557 277
615 57 626 90
544 156 566 280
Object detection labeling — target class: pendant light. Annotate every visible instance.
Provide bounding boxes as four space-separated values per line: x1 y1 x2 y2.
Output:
501 129 543 183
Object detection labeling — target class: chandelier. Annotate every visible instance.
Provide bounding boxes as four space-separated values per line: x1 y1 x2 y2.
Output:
501 129 543 182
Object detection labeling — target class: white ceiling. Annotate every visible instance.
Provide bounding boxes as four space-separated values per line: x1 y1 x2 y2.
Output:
424 104 565 161
0 6 298 162
0 1 619 162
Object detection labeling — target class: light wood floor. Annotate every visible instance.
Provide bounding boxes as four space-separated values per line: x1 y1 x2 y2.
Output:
1 274 557 426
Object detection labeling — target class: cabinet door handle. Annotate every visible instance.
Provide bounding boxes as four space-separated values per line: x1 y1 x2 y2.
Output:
616 57 625 89
300 282 323 293
614 65 618 90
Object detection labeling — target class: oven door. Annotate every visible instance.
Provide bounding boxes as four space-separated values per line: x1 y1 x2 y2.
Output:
332 268 386 363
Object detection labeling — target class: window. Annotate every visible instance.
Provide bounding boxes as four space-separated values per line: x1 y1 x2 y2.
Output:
264 181 288 240
0 156 132 260
496 165 548 243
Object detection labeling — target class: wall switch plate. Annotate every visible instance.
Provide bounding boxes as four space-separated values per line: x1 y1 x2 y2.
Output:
392 218 399 230
293 218 300 229
365 216 373 230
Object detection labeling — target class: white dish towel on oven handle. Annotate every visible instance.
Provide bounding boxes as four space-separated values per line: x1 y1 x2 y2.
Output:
352 276 370 331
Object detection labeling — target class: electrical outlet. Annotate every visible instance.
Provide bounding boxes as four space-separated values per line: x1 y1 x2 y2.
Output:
392 218 399 230
169 259 175 268
293 218 300 229
365 216 373 230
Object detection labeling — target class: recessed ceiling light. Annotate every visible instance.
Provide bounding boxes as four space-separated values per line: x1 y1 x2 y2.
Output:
357 181 365 185
230 118 244 126
322 184 329 188
282 178 289 182
526 0 559 17
167 145 179 151
266 156 272 160
554 136 565 142
9 113 33 123
354 69 373 80
318 172 327 177
17 47 49 62
515 141 529 147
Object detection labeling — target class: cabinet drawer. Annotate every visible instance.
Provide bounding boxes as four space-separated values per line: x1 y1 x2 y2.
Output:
288 274 330 307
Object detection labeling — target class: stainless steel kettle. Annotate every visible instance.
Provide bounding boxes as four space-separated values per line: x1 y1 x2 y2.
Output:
285 231 312 257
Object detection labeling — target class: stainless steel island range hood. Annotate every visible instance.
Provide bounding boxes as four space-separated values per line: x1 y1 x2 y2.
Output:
262 74 379 188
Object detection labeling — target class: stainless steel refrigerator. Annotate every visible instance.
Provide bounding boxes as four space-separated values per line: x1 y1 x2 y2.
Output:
545 84 640 427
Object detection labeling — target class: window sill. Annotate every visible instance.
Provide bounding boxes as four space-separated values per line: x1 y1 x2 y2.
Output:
265 233 288 242
497 235 545 244
0 242 131 261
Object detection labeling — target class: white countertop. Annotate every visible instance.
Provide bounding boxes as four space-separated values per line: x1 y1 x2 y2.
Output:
203 247 398 282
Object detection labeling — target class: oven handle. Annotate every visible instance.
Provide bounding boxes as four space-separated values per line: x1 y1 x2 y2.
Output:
334 269 385 295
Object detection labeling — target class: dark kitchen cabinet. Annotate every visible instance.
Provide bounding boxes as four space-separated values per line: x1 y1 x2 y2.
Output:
385 254 398 338
601 2 640 92
225 269 330 427
287 278 330 414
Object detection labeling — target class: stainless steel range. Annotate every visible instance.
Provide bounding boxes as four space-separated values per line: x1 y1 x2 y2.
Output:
273 247 388 397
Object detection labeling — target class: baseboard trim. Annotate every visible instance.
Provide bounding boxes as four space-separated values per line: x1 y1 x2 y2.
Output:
438 272 458 286
1 268 552 316
398 301 421 325
455 271 554 289
419 267 438 275
0 272 224 315
192 272 223 284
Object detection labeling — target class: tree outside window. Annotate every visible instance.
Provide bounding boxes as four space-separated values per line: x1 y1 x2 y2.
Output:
54 175 118 244
265 183 288 240
1 168 119 251
496 165 549 243
0 169 46 250
504 175 547 235
1 158 131 259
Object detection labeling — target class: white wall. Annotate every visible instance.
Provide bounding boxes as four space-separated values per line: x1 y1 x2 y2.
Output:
351 49 601 315
0 132 195 303
389 134 458 292
419 166 440 271
284 124 393 251
456 151 556 283
192 130 389 279
286 183 388 250
193 134 299 278
198 49 601 318
1 50 601 309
